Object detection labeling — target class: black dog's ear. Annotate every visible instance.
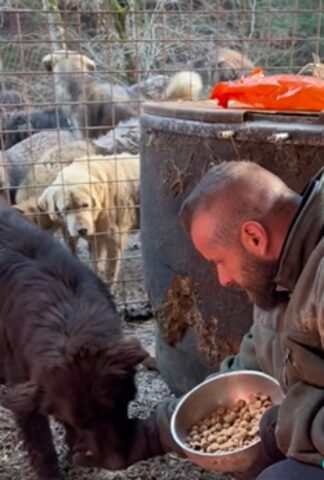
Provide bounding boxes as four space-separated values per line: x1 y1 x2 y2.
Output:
118 336 149 368
1 381 42 413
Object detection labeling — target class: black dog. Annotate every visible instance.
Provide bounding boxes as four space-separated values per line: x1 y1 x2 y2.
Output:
2 107 71 149
0 203 147 479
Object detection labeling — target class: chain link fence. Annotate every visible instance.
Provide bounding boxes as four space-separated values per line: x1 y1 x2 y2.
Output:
0 0 323 317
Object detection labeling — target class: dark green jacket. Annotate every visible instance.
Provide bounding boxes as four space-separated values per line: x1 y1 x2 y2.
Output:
158 168 324 466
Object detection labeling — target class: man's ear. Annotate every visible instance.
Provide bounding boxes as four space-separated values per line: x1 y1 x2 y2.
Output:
240 220 269 257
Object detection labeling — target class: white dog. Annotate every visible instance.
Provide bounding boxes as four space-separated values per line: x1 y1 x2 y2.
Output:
37 154 139 282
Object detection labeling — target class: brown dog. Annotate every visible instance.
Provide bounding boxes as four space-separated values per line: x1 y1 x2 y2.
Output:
42 50 138 139
215 47 255 81
194 47 254 86
42 50 204 139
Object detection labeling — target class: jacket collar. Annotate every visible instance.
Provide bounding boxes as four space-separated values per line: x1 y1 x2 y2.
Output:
274 168 324 292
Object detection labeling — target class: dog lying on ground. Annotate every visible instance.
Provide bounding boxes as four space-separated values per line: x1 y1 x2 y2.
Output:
0 90 28 149
2 107 71 149
0 90 28 147
0 89 27 111
42 50 203 139
0 202 148 479
15 139 97 205
0 130 76 204
37 153 140 282
93 117 141 156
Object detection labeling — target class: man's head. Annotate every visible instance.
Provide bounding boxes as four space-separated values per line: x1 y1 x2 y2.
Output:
180 161 301 310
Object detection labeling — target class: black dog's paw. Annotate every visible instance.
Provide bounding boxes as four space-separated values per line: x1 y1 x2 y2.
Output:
72 451 98 469
72 451 128 471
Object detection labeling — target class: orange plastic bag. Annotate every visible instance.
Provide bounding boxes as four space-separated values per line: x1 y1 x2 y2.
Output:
209 67 324 112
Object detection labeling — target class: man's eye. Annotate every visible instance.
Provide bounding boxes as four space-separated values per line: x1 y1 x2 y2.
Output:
81 203 89 208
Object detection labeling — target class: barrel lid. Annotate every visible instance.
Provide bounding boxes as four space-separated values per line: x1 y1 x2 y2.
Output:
142 100 324 125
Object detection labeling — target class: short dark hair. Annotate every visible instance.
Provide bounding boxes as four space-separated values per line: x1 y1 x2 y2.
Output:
179 160 281 247
179 160 298 249
180 160 249 235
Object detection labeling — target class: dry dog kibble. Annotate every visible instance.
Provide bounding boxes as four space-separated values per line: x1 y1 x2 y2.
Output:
186 392 273 453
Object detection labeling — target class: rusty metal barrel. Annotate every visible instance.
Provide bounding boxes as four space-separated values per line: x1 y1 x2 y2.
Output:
140 101 324 395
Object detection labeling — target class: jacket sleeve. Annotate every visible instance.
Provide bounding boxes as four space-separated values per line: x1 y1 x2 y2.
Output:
276 382 324 466
219 319 262 373
155 397 187 456
276 259 324 466
316 257 324 340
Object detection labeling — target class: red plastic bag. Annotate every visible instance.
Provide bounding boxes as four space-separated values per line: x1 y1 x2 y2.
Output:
209 67 324 112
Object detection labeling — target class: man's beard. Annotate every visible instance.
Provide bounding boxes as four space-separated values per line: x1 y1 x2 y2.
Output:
239 252 287 310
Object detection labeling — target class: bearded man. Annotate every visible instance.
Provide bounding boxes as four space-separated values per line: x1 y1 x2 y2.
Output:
82 161 324 480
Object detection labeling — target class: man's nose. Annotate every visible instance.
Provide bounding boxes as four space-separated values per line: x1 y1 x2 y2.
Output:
216 265 233 287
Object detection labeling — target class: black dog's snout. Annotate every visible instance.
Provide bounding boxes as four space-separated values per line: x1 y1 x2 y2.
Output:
78 228 88 237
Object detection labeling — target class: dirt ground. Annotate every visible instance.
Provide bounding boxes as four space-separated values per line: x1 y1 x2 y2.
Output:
0 233 233 480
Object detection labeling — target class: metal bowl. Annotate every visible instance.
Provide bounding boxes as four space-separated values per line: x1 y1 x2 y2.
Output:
170 370 284 473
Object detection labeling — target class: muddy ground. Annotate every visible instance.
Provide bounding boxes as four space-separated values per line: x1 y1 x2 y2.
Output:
0 233 233 480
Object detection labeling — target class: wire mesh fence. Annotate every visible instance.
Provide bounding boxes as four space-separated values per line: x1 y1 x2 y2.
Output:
1 0 324 316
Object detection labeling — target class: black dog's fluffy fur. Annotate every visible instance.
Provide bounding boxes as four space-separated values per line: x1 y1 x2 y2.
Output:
0 203 147 479
2 107 71 149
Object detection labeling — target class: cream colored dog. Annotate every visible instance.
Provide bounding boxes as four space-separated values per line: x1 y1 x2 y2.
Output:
37 153 139 282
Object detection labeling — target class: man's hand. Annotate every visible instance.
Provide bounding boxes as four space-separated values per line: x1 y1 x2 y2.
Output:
235 405 285 480
72 413 166 471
